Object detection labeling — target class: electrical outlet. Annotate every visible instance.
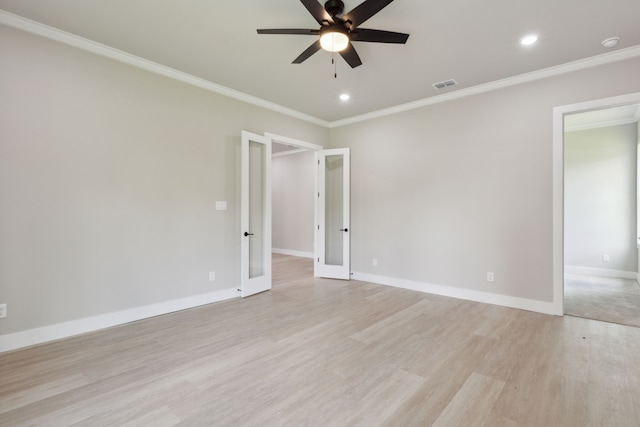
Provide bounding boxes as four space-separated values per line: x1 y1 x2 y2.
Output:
602 254 610 262
209 271 216 281
0 303 6 319
487 272 495 282
372 258 378 266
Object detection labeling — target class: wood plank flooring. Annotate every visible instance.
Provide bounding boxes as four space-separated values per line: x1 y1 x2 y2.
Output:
1 254 639 426
565 274 640 328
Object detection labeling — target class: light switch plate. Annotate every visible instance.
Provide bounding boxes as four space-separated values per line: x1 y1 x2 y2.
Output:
215 201 227 211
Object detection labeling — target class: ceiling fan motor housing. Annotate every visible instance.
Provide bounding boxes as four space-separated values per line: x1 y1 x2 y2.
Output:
325 0 345 18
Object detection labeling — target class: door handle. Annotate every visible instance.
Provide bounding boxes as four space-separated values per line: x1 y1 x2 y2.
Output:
340 228 348 232
244 231 254 237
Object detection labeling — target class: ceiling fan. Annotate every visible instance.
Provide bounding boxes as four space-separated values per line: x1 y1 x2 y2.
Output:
257 0 409 68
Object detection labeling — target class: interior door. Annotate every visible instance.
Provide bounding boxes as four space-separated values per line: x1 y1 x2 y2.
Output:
315 148 350 280
240 131 271 297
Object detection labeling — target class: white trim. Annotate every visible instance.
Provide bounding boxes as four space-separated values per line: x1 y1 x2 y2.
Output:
330 46 640 128
0 288 238 354
314 151 320 277
272 248 314 259
3 9 640 130
264 133 324 151
553 91 640 318
564 266 637 280
352 272 557 316
0 10 329 128
272 148 308 158
565 117 639 133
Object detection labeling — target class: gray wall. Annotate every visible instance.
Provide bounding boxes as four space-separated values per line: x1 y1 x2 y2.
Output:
272 151 315 255
2 19 640 341
330 56 640 302
565 124 638 273
0 24 328 335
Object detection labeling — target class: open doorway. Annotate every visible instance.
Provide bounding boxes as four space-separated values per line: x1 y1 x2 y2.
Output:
553 94 640 325
240 132 350 296
270 134 321 287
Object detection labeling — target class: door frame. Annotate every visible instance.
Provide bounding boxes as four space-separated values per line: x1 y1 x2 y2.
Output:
552 91 640 315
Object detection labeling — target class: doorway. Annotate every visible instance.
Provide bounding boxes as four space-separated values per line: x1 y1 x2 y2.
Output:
268 135 351 286
563 104 640 326
240 132 352 297
272 141 317 259
271 137 318 287
553 92 640 324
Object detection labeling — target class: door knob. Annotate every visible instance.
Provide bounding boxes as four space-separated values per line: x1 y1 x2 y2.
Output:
244 231 254 237
340 228 348 232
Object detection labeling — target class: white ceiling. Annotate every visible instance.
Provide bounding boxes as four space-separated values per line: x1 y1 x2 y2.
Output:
1 0 640 122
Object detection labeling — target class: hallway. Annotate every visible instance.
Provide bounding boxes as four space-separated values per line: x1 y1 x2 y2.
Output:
565 274 640 327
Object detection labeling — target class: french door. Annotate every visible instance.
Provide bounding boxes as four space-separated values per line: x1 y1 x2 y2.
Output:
240 131 272 297
315 148 350 280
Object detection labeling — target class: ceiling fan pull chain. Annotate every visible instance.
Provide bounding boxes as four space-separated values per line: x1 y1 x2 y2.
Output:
333 52 337 78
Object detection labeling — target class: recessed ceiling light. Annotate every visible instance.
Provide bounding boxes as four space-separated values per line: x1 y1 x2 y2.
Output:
601 37 620 48
520 35 538 46
339 93 350 101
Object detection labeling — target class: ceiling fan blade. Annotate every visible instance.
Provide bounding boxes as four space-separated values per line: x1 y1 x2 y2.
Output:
350 28 409 43
300 0 333 25
257 29 320 36
342 0 394 29
293 40 322 64
339 43 363 68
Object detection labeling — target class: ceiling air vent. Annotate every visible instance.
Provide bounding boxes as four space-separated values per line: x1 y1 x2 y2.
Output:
432 79 457 90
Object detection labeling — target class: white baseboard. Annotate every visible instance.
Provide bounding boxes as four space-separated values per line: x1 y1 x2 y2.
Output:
0 288 238 354
564 265 637 280
272 248 314 259
351 272 559 316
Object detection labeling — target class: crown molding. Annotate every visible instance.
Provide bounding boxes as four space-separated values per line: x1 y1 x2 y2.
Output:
2 9 640 130
329 45 640 128
0 10 330 128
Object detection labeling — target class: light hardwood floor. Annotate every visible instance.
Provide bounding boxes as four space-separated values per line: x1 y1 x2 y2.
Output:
1 254 639 426
565 274 640 328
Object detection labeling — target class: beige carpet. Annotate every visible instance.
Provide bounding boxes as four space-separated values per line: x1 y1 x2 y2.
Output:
564 274 640 327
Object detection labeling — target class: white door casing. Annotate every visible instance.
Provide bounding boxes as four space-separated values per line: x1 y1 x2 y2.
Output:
552 91 640 315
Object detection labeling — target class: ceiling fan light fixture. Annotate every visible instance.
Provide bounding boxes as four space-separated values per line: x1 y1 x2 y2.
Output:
320 29 349 52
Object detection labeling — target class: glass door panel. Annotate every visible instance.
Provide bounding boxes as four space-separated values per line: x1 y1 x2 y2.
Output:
325 154 344 266
249 140 265 278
